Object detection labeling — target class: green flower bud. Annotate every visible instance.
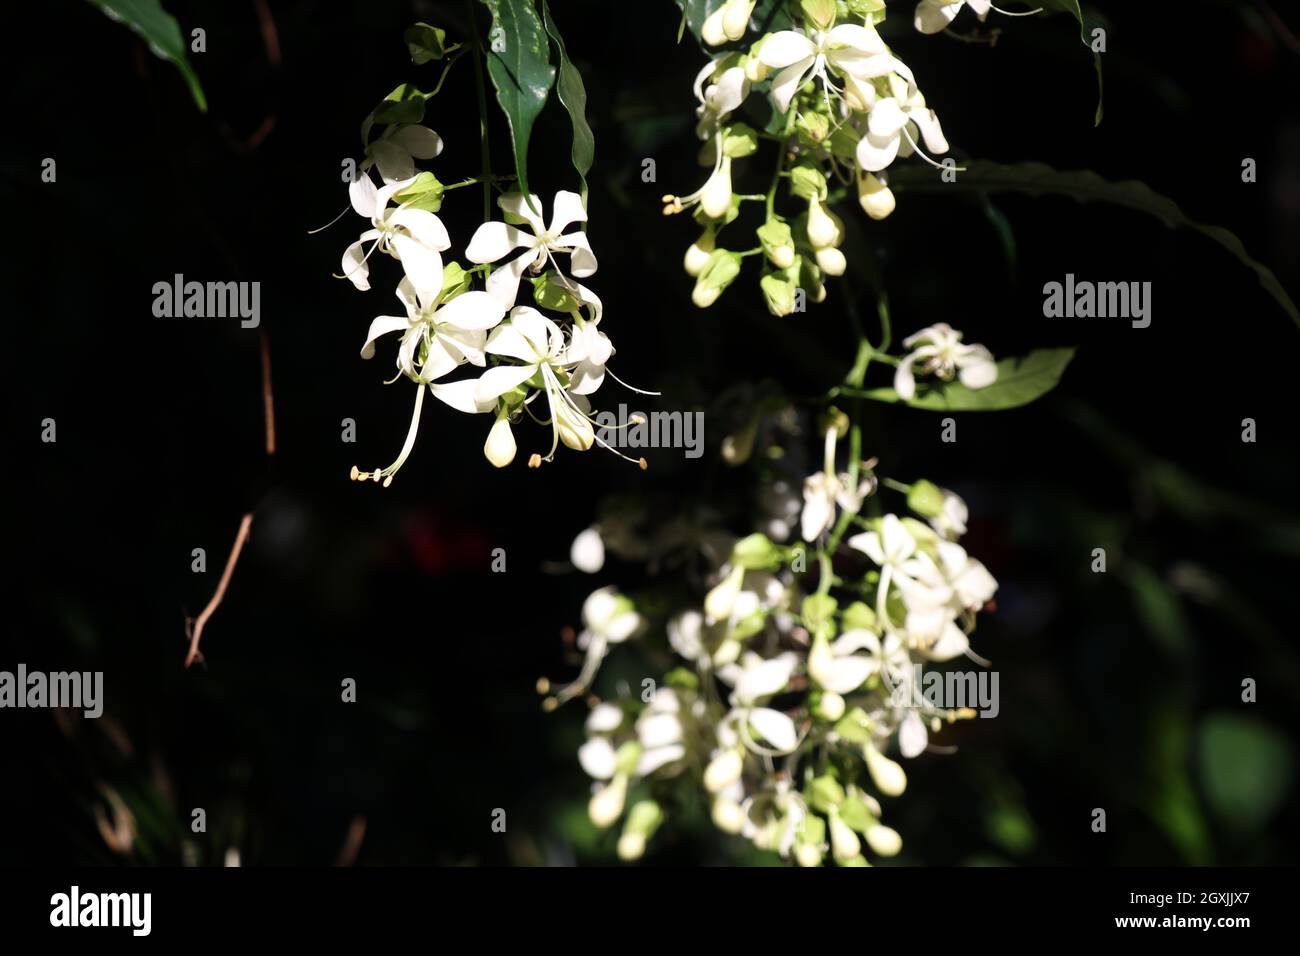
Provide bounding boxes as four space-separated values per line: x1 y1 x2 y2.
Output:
692 249 743 308
722 123 759 158
614 740 643 777
789 164 828 202
801 593 838 631
907 479 946 519
757 219 796 270
801 0 837 30
733 532 782 570
393 170 445 212
797 110 830 144
841 601 877 632
812 690 846 722
760 272 797 317
838 795 874 833
684 226 717 277
833 706 874 744
808 774 846 813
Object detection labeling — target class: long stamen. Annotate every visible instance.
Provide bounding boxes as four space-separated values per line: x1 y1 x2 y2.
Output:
350 382 426 487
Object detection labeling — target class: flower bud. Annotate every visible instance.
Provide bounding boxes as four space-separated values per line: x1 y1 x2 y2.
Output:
704 748 745 793
801 0 837 30
692 249 742 308
863 742 907 797
617 832 646 861
712 796 746 834
815 246 846 276
483 415 517 468
588 774 628 828
722 416 758 465
684 226 716 277
813 690 846 722
723 0 754 40
760 273 796 317
857 169 896 220
795 843 824 867
828 808 861 862
701 157 734 220
745 39 769 81
806 197 842 249
705 564 745 621
865 823 902 857
702 8 728 46
757 219 795 270
556 403 595 451
906 479 946 519
570 526 605 574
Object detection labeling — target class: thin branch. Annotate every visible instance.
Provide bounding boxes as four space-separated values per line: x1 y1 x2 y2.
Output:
260 328 277 456
333 815 367 867
185 513 254 668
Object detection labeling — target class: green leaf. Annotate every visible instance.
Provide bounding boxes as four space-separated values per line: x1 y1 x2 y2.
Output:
1198 713 1294 833
860 348 1077 412
371 83 432 126
479 0 556 207
889 160 1300 330
88 0 206 112
405 22 452 64
1036 0 1103 125
541 2 594 200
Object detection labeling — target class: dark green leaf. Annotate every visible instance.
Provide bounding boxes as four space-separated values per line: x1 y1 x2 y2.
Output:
541 2 594 200
479 0 556 206
371 83 432 126
88 0 206 112
889 160 1300 329
860 348 1076 412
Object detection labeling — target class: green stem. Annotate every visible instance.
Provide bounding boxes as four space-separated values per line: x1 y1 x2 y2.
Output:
467 1 493 277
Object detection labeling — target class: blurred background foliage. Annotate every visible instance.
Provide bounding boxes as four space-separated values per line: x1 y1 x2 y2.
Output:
3 0 1298 865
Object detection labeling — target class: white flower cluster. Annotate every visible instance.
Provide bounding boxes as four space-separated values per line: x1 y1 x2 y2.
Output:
334 117 643 484
546 410 998 865
671 0 1036 316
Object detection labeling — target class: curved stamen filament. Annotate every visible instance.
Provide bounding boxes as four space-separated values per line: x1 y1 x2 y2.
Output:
350 381 426 487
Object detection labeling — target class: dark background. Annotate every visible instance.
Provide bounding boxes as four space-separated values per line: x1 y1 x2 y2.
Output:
2 0 1298 865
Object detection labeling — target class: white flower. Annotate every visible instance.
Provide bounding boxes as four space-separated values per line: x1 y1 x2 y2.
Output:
893 323 998 400
565 321 613 396
800 425 875 541
758 23 896 113
466 191 597 307
931 488 969 540
362 124 443 183
360 278 505 381
693 60 751 137
718 652 800 755
340 173 450 292
848 513 917 570
808 633 877 694
570 526 605 573
914 0 992 35
856 75 950 173
472 307 600 461
543 587 643 707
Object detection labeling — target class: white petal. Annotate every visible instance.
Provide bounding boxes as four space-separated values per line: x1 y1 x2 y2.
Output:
926 622 970 661
473 363 538 402
390 124 443 159
359 316 408 359
466 221 528 264
388 208 451 251
915 0 963 34
436 291 507 331
826 23 887 55
637 712 683 749
637 744 685 776
769 59 813 114
555 231 598 277
734 655 796 704
578 737 617 780
855 130 901 173
340 238 371 291
893 358 917 400
498 192 547 234
747 708 798 753
548 190 588 235
348 174 379 218
900 710 929 758
957 353 998 389
483 251 533 308
586 703 623 734
368 140 415 183
390 234 444 302
428 378 497 414
758 31 817 69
